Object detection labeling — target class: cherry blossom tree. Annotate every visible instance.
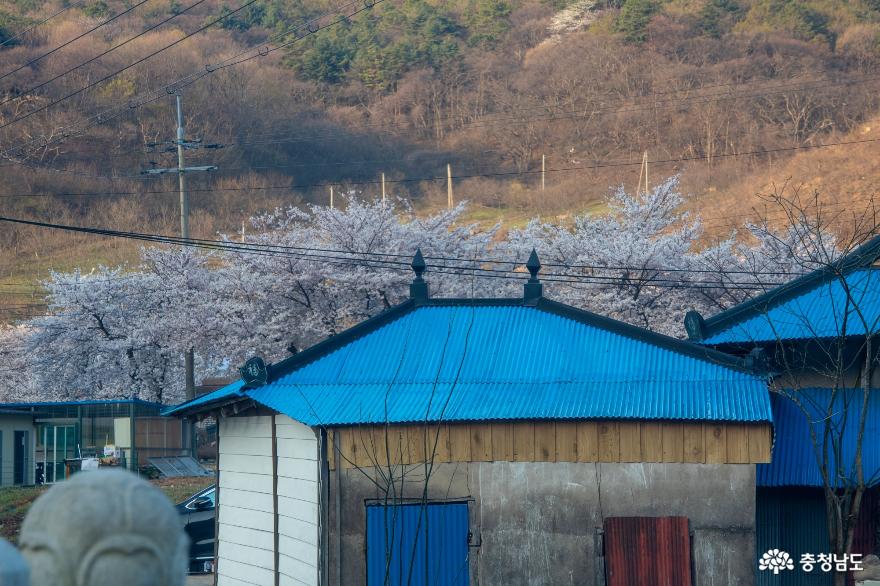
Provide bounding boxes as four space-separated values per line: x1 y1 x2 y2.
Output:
0 179 826 403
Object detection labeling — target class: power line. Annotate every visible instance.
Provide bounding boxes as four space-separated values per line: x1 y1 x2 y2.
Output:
3 133 880 200
0 0 264 132
7 2 870 167
6 72 875 183
0 215 790 289
5 67 878 180
212 73 880 150
0 0 153 83
0 0 87 48
0 0 382 161
0 0 211 111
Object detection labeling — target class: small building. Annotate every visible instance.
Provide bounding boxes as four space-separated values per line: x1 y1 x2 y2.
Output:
168 252 773 585
0 399 189 485
0 408 38 486
686 237 880 584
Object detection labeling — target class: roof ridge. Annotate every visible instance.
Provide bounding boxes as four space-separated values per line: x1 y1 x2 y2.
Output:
534 298 763 376
692 234 880 342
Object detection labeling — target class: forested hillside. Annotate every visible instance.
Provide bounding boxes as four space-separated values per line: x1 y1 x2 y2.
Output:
3 0 880 319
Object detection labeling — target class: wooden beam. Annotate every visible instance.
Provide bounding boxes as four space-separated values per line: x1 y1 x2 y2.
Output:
491 422 514 461
683 424 705 463
725 425 750 464
704 423 726 464
470 424 492 461
555 422 578 462
327 429 336 471
534 422 555 462
425 424 451 463
748 424 772 463
513 423 535 461
618 422 641 462
640 422 663 463
449 424 471 461
661 423 683 462
576 422 598 462
327 421 771 467
597 422 620 462
406 425 427 464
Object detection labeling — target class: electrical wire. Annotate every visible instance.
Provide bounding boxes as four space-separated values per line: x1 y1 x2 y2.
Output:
3 134 880 200
0 0 265 132
0 215 792 289
0 0 154 83
0 0 87 48
0 0 212 111
0 0 383 161
4 65 878 181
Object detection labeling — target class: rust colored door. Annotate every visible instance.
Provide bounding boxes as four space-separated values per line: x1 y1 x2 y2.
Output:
604 516 692 586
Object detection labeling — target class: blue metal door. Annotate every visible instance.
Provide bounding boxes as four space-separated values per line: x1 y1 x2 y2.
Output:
366 502 469 586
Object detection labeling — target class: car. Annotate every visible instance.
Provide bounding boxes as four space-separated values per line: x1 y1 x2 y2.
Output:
176 484 216 573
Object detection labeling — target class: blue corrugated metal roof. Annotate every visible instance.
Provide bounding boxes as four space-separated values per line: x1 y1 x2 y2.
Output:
246 303 770 425
757 388 880 487
703 269 880 345
162 379 246 416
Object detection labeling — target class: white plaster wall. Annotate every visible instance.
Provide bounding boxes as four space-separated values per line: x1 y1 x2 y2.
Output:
216 414 319 586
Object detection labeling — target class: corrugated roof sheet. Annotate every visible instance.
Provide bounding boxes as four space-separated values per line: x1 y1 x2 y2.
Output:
704 269 880 344
757 388 880 487
162 379 246 416
246 304 770 425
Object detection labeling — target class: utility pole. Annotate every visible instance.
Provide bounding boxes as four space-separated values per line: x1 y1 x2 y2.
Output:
142 93 222 401
447 163 453 210
330 185 334 209
636 151 649 196
381 173 386 203
541 154 546 192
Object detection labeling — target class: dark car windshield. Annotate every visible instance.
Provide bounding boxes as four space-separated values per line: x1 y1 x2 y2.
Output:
185 487 216 510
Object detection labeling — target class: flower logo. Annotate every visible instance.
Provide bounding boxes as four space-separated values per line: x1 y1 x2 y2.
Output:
759 549 794 574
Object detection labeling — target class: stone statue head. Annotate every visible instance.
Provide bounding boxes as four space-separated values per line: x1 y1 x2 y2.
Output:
18 469 189 586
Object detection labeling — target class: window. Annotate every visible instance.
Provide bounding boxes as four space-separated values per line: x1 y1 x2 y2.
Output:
185 487 216 510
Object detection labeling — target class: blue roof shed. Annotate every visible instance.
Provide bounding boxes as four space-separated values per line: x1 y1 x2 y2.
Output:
167 297 771 426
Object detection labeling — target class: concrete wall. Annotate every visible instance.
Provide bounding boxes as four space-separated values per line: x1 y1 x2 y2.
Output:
216 415 319 586
328 461 756 586
0 415 35 486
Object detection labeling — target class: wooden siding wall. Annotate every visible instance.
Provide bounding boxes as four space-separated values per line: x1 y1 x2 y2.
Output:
328 421 772 470
275 415 320 586
216 415 319 586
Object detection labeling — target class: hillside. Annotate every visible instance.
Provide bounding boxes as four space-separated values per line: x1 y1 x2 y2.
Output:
4 0 880 318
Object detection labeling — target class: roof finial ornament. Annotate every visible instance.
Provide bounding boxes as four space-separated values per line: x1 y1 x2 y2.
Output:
524 248 543 304
410 248 429 302
527 248 541 282
412 248 426 282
